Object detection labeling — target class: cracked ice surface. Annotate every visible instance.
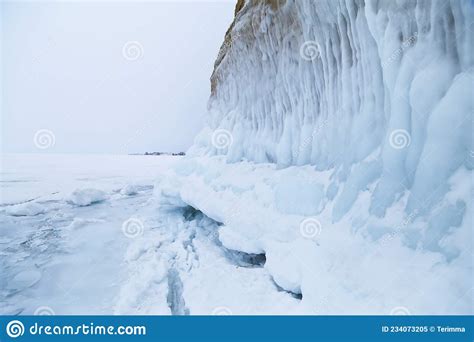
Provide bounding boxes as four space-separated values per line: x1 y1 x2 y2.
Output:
154 154 472 314
0 154 303 315
1 0 473 315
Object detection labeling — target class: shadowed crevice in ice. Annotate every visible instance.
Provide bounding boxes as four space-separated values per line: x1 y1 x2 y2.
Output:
182 205 201 222
1 197 42 208
174 201 302 303
166 268 189 315
272 280 302 300
222 248 266 268
182 205 266 268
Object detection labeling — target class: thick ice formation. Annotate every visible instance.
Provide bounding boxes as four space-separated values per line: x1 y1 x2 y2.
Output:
5 202 45 217
156 0 472 314
68 188 108 207
156 156 471 314
191 0 472 218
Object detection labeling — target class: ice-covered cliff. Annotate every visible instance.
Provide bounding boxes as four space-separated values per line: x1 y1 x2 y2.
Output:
193 0 472 219
156 0 473 314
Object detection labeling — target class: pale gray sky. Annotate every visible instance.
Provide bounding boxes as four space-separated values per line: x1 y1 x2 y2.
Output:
1 0 235 154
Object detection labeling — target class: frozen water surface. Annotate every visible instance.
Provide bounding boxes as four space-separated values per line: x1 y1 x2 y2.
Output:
0 154 177 314
1 154 302 315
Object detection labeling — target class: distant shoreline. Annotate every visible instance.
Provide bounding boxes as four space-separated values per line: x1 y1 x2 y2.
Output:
129 152 185 156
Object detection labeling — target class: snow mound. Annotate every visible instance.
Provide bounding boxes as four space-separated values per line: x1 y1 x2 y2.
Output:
5 202 45 216
115 205 304 315
154 156 472 314
120 184 139 196
68 188 107 206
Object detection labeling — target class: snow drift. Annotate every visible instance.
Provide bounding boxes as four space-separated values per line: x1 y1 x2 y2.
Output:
156 0 473 314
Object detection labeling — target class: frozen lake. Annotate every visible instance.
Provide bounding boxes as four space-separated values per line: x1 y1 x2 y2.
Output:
0 153 178 315
0 153 300 315
4 153 467 315
0 153 178 206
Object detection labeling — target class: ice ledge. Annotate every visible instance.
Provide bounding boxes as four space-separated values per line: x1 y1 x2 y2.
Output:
154 156 472 314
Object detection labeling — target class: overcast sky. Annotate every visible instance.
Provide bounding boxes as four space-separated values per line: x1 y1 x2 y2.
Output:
1 0 235 154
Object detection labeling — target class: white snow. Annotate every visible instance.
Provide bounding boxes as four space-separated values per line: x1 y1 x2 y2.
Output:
115 208 302 315
191 0 472 222
175 0 473 314
154 155 472 314
120 184 139 196
0 154 179 315
68 188 107 207
1 0 472 316
0 153 173 205
7 269 42 291
5 202 45 217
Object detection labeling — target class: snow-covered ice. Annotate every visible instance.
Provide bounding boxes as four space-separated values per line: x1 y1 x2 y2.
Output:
120 184 139 196
0 154 180 315
0 154 306 315
154 155 472 314
1 0 472 316
179 0 472 314
5 202 45 217
68 189 107 207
